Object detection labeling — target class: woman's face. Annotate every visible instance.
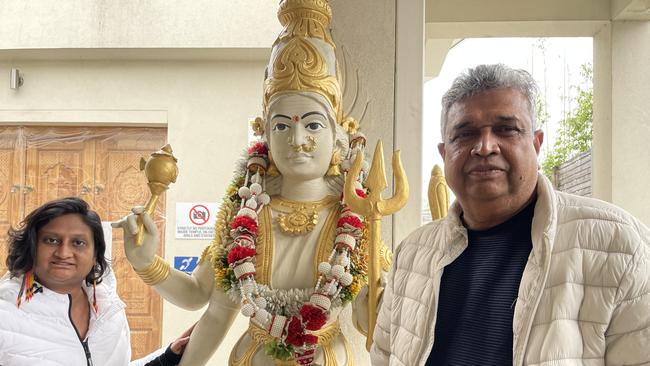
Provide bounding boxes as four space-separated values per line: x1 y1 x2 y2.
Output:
33 213 96 294
268 93 335 181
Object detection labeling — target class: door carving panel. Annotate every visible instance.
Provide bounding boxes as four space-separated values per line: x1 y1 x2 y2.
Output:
0 127 23 275
23 127 96 214
95 128 166 358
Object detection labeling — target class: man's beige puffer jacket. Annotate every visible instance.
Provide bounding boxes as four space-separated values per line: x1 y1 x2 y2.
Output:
371 174 650 366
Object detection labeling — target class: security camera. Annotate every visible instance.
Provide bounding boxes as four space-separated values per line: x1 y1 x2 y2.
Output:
10 68 24 89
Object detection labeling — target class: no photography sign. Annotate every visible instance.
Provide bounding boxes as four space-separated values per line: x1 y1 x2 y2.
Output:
176 202 217 239
189 204 210 225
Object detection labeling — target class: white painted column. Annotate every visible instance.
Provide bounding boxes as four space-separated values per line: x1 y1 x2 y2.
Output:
331 2 397 365
332 1 397 249
610 21 650 225
592 22 613 202
394 0 426 245
593 21 650 225
333 0 426 249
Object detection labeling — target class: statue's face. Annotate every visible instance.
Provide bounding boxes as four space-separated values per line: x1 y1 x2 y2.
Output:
268 93 335 181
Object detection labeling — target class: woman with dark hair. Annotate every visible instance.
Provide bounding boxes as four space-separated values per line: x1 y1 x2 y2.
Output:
0 197 191 366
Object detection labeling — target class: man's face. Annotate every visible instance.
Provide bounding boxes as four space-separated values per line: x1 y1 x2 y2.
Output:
438 87 544 209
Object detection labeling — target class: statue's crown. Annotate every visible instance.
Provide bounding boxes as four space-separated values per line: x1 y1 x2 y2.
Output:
263 0 342 123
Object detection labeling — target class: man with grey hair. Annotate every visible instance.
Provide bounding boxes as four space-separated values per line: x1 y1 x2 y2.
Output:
371 64 650 365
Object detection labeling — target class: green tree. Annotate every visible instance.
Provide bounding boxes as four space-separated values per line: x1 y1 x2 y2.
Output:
542 63 593 178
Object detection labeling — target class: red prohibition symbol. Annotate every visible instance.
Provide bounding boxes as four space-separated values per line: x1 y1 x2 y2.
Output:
189 204 210 226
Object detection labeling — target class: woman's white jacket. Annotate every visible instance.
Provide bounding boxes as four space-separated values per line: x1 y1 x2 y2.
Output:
0 269 160 366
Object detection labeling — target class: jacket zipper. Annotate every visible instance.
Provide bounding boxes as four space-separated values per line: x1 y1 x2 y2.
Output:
67 294 94 366
514 235 552 365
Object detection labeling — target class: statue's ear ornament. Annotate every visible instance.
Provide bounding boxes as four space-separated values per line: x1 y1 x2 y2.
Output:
326 148 342 177
341 117 359 135
250 117 265 136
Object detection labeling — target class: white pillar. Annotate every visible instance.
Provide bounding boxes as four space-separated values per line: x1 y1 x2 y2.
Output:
611 21 650 225
332 1 397 249
394 0 425 245
592 23 613 202
331 3 397 365
593 21 650 225
333 0 426 246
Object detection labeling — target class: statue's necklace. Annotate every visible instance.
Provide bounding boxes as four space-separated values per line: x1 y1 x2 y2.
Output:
270 195 339 235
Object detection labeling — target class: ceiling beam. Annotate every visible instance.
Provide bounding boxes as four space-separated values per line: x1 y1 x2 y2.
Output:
426 0 611 23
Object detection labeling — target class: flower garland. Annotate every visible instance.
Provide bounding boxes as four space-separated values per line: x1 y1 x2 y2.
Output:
209 141 368 365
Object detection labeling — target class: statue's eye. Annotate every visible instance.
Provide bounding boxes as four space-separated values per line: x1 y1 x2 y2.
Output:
306 122 325 131
273 123 290 132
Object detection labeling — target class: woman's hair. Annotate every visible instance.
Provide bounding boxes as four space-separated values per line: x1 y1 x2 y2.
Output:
6 196 109 285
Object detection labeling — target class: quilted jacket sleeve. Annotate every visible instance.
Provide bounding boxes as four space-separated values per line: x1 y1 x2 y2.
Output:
370 248 398 366
605 224 650 365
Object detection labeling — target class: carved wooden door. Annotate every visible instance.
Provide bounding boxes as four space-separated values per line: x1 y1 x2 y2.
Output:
0 127 24 275
0 126 166 359
94 128 166 358
23 127 97 215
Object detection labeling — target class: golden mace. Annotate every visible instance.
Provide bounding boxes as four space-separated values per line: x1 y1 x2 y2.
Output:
135 144 179 246
343 140 409 350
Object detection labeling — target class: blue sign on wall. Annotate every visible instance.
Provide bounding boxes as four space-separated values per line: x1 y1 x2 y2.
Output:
174 256 199 273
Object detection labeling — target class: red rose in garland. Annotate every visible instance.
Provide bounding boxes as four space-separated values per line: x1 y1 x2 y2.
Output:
337 216 363 230
248 142 268 156
285 317 306 347
300 304 327 331
303 334 318 345
227 246 256 266
230 216 258 235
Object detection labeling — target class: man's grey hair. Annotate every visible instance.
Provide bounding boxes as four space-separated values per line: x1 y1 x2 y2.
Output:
440 63 540 138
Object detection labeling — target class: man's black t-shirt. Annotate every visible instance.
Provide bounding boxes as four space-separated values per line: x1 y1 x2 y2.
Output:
426 200 536 365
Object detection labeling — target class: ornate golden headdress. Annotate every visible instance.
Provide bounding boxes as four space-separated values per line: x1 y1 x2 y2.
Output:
263 0 343 123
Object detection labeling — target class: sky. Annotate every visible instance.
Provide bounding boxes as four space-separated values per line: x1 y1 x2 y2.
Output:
421 37 593 220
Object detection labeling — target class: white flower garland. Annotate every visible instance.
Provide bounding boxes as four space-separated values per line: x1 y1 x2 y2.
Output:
221 141 367 365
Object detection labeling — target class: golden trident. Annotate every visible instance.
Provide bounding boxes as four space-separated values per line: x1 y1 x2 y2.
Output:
343 140 409 350
135 144 179 246
428 165 449 220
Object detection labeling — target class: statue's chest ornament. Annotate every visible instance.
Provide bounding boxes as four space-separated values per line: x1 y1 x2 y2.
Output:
272 196 338 235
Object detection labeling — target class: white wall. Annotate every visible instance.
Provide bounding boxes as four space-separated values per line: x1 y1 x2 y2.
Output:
0 0 278 49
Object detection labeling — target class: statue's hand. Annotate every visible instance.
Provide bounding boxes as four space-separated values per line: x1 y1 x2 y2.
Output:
111 206 159 270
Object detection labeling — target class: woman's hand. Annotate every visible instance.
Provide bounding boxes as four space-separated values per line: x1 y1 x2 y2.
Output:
111 207 159 270
170 323 196 355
